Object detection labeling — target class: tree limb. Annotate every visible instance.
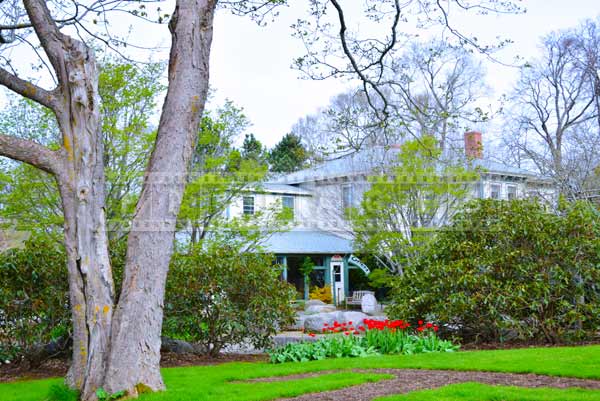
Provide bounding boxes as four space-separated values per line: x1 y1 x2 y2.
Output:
22 0 68 85
0 133 62 175
0 67 57 109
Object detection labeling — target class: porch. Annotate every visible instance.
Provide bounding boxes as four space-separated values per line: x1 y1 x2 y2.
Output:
263 229 371 305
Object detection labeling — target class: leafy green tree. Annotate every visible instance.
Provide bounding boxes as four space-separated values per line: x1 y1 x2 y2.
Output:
389 199 600 343
0 61 164 240
241 133 267 163
0 97 61 239
178 102 273 248
268 133 309 173
99 61 165 239
350 136 477 275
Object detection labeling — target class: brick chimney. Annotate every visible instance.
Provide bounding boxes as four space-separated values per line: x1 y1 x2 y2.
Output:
464 131 483 159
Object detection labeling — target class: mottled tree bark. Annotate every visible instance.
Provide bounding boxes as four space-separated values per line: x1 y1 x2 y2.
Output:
103 0 216 396
0 0 216 399
0 1 114 399
53 37 114 400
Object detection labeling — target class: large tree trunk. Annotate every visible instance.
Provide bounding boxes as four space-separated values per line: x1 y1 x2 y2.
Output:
0 0 114 397
103 0 216 396
0 0 216 399
53 37 115 400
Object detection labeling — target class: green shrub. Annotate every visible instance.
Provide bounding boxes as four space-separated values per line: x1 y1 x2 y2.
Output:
0 235 70 363
164 241 296 356
388 199 600 343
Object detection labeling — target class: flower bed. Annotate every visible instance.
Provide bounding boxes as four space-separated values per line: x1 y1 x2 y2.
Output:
269 319 459 363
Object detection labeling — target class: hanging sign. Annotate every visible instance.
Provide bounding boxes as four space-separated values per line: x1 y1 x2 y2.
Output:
348 254 370 275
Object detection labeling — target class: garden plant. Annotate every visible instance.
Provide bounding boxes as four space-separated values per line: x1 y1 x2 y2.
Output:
268 318 458 363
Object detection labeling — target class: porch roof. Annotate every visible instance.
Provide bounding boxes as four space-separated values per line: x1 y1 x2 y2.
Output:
262 229 354 254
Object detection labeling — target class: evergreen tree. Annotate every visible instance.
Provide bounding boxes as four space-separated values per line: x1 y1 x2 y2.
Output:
241 133 267 163
269 133 308 173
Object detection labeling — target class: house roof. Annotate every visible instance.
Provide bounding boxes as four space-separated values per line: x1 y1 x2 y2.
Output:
261 228 354 254
471 159 541 178
272 146 547 184
272 147 394 184
261 183 313 196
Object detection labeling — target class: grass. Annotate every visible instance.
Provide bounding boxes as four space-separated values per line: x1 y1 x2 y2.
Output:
1 345 600 401
378 382 600 401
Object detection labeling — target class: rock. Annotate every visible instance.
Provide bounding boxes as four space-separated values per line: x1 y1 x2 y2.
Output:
340 311 370 327
161 337 195 354
361 293 378 315
304 311 373 332
273 333 319 347
304 311 342 332
305 304 337 314
305 299 326 307
26 336 71 368
285 312 308 330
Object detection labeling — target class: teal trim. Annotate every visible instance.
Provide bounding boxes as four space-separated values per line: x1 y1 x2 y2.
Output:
324 256 331 285
281 256 288 281
343 256 350 298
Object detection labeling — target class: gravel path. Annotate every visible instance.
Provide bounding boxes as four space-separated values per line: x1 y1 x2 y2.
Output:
265 368 600 401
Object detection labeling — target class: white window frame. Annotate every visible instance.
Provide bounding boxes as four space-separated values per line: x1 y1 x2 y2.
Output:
243 196 255 215
490 183 502 200
507 185 517 200
342 184 354 210
282 195 294 217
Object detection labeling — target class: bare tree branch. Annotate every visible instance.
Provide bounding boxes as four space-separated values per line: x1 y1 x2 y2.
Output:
0 67 57 109
21 0 67 83
0 133 62 174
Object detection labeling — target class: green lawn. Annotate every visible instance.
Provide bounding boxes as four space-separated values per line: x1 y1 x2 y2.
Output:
2 345 600 401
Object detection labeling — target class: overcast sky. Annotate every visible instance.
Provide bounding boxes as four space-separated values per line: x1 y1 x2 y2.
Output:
207 0 599 147
1 1 598 149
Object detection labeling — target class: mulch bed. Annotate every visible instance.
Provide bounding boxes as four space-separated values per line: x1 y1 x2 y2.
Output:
274 368 600 401
0 357 70 383
0 353 268 383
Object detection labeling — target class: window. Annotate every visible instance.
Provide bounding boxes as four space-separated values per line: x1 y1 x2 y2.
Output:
243 196 254 215
475 182 484 199
282 195 294 217
490 184 501 200
342 185 353 210
507 185 517 200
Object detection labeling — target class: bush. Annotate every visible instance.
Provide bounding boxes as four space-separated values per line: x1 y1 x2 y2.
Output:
268 318 458 363
0 235 70 363
388 199 600 343
164 241 296 356
309 285 332 304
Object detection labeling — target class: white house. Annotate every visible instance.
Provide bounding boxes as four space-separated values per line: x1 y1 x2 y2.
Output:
229 131 556 303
